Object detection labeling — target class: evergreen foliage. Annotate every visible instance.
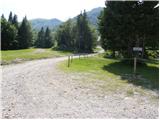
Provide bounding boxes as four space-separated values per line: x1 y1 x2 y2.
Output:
8 11 13 23
55 11 97 53
44 27 53 48
18 16 32 49
1 16 17 50
55 19 74 50
98 1 159 58
35 27 53 48
1 12 33 50
35 27 45 48
75 11 95 52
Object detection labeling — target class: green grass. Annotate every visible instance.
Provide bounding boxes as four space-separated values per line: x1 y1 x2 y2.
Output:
59 56 159 90
1 48 72 65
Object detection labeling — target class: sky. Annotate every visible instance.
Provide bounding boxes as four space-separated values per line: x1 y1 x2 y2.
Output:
0 0 106 21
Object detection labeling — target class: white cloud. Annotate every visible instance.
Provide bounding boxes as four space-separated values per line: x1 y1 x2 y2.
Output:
0 0 105 21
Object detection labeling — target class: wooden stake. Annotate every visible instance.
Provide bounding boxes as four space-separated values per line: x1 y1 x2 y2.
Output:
134 57 137 74
68 56 70 67
71 55 73 63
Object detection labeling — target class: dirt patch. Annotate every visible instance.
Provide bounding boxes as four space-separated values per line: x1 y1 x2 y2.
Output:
33 49 46 54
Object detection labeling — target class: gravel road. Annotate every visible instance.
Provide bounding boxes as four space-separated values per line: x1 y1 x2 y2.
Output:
1 56 159 119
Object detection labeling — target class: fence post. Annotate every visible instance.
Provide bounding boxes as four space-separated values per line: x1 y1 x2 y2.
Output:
79 54 80 59
68 56 70 67
71 55 73 63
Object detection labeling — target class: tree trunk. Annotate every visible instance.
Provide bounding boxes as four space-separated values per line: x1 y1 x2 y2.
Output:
112 50 115 58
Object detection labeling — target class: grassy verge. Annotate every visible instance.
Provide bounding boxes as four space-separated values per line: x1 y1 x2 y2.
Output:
59 56 159 91
1 48 72 65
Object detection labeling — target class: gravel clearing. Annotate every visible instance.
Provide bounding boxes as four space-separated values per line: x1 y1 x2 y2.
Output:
1 56 159 119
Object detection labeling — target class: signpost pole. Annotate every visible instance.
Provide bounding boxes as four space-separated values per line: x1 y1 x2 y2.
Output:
71 55 73 63
68 56 70 67
134 57 137 74
133 47 142 74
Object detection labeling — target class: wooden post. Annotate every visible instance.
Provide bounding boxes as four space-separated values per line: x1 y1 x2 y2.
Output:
79 54 80 59
71 55 73 63
134 57 137 74
68 56 70 67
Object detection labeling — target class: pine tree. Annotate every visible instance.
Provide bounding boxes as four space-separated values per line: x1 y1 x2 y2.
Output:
10 14 19 49
98 1 158 58
8 11 13 23
75 13 83 51
35 27 45 48
44 27 53 48
1 14 5 19
12 14 19 29
18 16 32 49
75 10 95 52
55 19 75 50
1 15 17 50
55 11 96 52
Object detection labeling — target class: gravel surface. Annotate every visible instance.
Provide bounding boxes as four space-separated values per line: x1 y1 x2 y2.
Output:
1 56 159 119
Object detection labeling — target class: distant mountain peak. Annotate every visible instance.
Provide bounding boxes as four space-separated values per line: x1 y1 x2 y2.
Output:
30 7 103 31
29 18 62 30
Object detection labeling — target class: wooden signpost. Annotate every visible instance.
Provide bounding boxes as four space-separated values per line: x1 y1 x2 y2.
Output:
68 56 70 67
133 47 142 74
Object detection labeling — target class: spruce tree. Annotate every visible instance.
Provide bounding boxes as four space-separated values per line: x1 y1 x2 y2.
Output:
35 27 45 48
8 11 13 23
55 19 75 50
18 16 32 49
98 1 158 58
75 11 95 52
12 14 19 29
1 15 17 50
1 14 5 19
44 27 53 48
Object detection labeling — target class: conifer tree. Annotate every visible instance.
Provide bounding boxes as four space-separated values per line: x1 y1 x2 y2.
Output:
1 15 17 50
18 16 32 49
8 11 13 23
35 27 45 48
75 10 95 52
98 1 158 58
12 14 19 29
44 27 53 48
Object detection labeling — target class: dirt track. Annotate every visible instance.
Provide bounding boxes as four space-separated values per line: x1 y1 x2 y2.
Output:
1 56 159 118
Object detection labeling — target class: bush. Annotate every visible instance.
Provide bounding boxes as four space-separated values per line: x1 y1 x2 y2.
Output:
146 50 159 59
103 50 123 58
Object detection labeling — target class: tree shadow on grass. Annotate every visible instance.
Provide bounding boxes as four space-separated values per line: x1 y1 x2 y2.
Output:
102 61 159 90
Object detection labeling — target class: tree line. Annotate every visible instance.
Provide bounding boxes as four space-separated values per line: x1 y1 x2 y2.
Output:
1 11 96 53
35 27 53 48
55 10 97 53
1 12 32 50
98 1 159 58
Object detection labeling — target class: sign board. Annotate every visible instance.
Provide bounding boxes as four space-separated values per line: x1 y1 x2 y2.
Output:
133 47 142 52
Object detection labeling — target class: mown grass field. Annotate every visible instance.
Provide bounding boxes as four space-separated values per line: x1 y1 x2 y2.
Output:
59 55 159 91
1 48 72 65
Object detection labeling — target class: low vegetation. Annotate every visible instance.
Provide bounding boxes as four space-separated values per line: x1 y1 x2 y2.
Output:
59 55 159 91
1 48 72 65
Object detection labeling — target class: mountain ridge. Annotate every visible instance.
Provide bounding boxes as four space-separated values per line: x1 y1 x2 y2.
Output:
29 7 103 31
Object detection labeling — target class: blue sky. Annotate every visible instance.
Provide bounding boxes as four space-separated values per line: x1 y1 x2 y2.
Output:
0 0 106 21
